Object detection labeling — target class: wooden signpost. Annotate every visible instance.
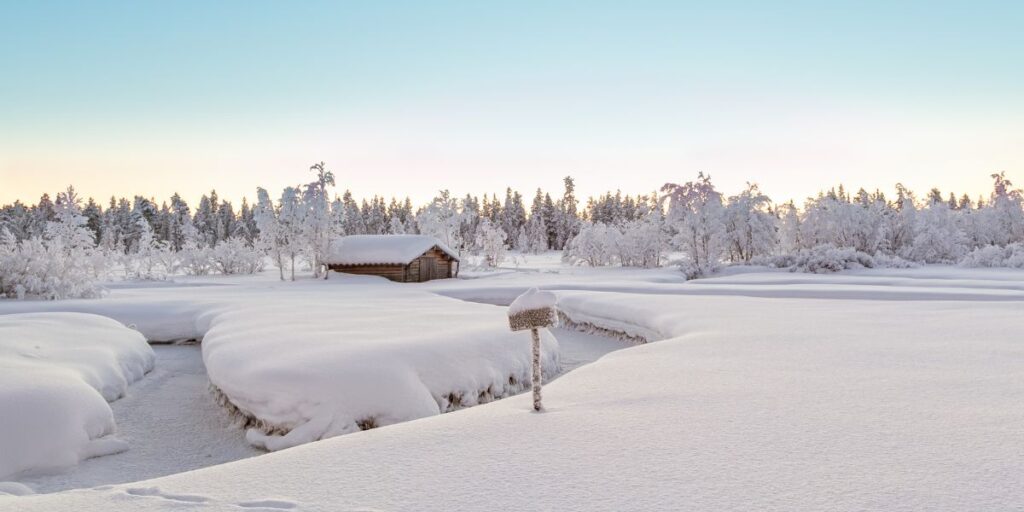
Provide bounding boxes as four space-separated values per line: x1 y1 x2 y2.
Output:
507 288 557 412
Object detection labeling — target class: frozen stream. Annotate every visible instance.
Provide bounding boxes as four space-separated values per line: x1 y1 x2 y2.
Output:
20 345 262 494
18 326 625 494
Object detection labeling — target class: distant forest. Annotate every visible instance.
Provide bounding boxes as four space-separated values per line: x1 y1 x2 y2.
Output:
2 163 1024 298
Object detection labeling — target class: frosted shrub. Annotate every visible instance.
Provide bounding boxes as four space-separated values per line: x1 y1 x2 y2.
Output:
784 244 876 274
616 218 667 268
563 223 616 266
179 241 213 275
0 187 106 299
1005 244 1024 268
211 237 264 275
960 243 1024 269
871 252 919 269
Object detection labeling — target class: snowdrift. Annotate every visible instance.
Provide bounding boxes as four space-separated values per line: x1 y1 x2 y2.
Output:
202 284 559 451
0 313 154 480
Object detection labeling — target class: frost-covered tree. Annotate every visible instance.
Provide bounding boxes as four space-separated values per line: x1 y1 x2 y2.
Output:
616 215 667 268
277 187 306 281
563 222 617 267
523 215 549 254
254 187 287 280
553 176 581 250
474 218 508 267
662 173 726 278
303 162 337 278
880 185 917 256
339 190 365 236
417 190 463 252
778 201 801 254
909 201 967 263
723 183 778 263
129 215 172 280
987 171 1024 246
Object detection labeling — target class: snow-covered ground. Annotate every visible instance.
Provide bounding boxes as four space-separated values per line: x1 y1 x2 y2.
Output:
0 313 154 481
2 264 1024 510
17 345 261 494
9 329 615 495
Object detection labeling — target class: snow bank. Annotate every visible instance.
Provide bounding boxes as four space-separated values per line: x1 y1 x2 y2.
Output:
202 284 559 451
0 313 154 480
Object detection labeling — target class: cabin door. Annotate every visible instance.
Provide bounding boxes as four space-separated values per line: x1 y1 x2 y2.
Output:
418 257 434 281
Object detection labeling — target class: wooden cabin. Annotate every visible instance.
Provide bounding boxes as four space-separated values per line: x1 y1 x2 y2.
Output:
326 235 460 283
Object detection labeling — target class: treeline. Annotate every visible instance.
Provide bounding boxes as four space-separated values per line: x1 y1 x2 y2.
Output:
566 171 1024 277
3 161 1024 299
0 173 587 258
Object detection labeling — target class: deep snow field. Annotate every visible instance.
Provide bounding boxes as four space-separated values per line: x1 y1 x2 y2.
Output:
1 252 1023 511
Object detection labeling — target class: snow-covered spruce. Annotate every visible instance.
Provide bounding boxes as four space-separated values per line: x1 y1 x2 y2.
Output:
0 313 154 480
201 286 559 451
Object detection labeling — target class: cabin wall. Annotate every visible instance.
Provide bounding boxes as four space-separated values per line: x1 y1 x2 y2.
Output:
424 248 455 279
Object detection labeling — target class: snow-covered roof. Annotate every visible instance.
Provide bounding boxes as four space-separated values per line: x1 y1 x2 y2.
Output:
326 235 460 266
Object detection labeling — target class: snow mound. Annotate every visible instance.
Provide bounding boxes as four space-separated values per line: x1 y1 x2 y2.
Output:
202 285 558 451
326 235 459 265
0 313 154 480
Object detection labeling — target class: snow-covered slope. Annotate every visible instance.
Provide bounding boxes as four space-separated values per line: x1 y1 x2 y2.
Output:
5 270 1023 510
0 313 154 480
202 285 558 451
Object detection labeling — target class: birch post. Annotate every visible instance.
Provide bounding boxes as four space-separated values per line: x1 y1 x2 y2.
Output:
507 288 557 412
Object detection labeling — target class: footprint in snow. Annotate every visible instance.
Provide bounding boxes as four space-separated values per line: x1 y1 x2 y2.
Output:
121 486 298 510
236 499 298 509
124 486 210 503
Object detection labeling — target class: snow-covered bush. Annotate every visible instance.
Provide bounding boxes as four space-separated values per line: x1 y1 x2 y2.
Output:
615 217 667 268
177 240 212 275
563 217 666 268
871 252 919 269
211 237 265 275
0 187 106 299
769 244 876 274
723 183 778 263
907 202 967 263
563 222 617 266
960 243 1024 269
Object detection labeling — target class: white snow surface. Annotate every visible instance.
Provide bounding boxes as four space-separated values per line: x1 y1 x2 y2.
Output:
4 266 1024 510
325 234 459 265
0 313 154 481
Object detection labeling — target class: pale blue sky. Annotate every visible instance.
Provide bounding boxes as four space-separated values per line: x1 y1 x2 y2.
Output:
1 1 1021 206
